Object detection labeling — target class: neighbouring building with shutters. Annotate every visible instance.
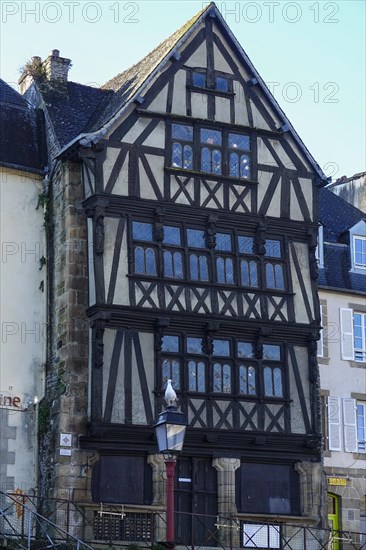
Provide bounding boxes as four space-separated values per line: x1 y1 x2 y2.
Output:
327 172 366 214
318 187 366 540
5 1 352 546
0 80 47 497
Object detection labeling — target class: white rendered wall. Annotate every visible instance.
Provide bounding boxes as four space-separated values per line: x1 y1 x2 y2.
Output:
0 167 46 493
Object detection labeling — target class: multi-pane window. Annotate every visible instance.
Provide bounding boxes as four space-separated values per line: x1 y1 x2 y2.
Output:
353 236 366 269
191 71 229 92
238 236 258 287
171 124 193 170
354 312 366 362
264 239 285 290
170 123 251 179
357 403 366 453
159 335 284 399
131 221 288 292
132 222 156 275
229 133 250 179
215 233 234 284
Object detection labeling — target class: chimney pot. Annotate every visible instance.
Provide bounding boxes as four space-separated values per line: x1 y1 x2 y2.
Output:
50 49 60 57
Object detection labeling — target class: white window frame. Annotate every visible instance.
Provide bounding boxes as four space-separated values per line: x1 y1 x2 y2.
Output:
354 312 366 362
316 224 324 267
353 235 366 270
357 402 366 453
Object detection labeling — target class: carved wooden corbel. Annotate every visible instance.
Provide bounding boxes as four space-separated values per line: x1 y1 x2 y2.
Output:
205 214 218 249
255 220 267 255
307 228 319 280
154 207 165 243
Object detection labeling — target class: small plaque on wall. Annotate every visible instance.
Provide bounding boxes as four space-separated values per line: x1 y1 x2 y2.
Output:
60 449 72 456
328 477 347 486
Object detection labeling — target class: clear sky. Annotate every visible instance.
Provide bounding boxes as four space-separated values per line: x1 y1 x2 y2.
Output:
1 0 365 179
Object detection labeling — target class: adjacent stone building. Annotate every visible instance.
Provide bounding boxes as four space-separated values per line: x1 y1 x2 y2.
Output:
318 187 366 541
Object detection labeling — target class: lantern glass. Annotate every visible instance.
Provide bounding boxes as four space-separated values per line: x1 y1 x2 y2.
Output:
154 408 187 454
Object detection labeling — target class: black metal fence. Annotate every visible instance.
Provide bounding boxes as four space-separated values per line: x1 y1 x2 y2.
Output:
1 491 365 550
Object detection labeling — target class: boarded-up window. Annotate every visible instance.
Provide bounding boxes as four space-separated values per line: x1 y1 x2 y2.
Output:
328 396 341 451
236 463 300 515
92 456 152 504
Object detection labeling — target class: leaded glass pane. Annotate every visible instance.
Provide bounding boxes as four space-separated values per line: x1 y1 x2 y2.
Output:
187 229 206 248
163 226 181 245
201 147 211 172
229 152 239 177
273 368 283 397
238 236 254 254
213 339 230 356
134 247 145 273
172 142 182 167
183 145 193 170
238 342 253 358
162 359 180 389
229 133 250 151
216 76 228 92
173 252 183 278
216 257 225 283
263 344 281 360
172 123 193 141
241 259 258 287
265 239 282 258
146 248 156 274
190 254 199 279
225 258 234 284
164 251 173 277
266 263 275 288
199 256 209 280
192 72 206 88
264 367 273 396
275 264 285 289
249 260 258 287
239 154 250 179
132 222 153 241
213 363 222 392
223 363 231 392
201 128 222 145
187 337 203 354
239 364 256 395
162 335 179 353
188 360 205 392
212 149 222 174
216 233 232 251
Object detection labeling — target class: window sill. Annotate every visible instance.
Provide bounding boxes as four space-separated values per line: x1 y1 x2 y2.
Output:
165 166 258 186
317 357 330 365
350 360 366 369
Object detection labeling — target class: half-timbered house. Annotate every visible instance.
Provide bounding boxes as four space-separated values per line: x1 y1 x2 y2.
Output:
19 2 330 544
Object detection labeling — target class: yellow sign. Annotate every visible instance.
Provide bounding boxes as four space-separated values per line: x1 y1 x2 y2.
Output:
328 477 347 486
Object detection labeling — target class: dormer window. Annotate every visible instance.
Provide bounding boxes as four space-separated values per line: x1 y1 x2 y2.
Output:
353 236 366 269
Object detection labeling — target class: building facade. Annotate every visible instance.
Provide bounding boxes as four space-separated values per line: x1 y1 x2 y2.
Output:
0 80 46 496
17 2 332 545
318 187 366 545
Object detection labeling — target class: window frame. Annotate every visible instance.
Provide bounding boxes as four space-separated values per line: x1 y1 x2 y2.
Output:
357 402 366 453
354 311 366 362
353 235 366 270
169 121 252 180
158 334 285 401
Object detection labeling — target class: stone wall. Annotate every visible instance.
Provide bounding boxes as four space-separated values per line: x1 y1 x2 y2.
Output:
39 160 95 505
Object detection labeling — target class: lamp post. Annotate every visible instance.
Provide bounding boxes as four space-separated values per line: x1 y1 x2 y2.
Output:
154 380 187 550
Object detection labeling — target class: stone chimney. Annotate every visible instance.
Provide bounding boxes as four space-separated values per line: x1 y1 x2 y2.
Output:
18 49 71 95
42 49 71 87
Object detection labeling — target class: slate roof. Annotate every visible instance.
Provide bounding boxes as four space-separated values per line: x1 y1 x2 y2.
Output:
0 79 46 173
37 81 112 148
318 187 366 293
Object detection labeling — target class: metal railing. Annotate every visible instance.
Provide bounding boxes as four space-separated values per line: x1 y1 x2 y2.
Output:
1 491 365 550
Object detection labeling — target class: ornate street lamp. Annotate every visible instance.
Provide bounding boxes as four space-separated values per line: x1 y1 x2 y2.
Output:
154 380 187 550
